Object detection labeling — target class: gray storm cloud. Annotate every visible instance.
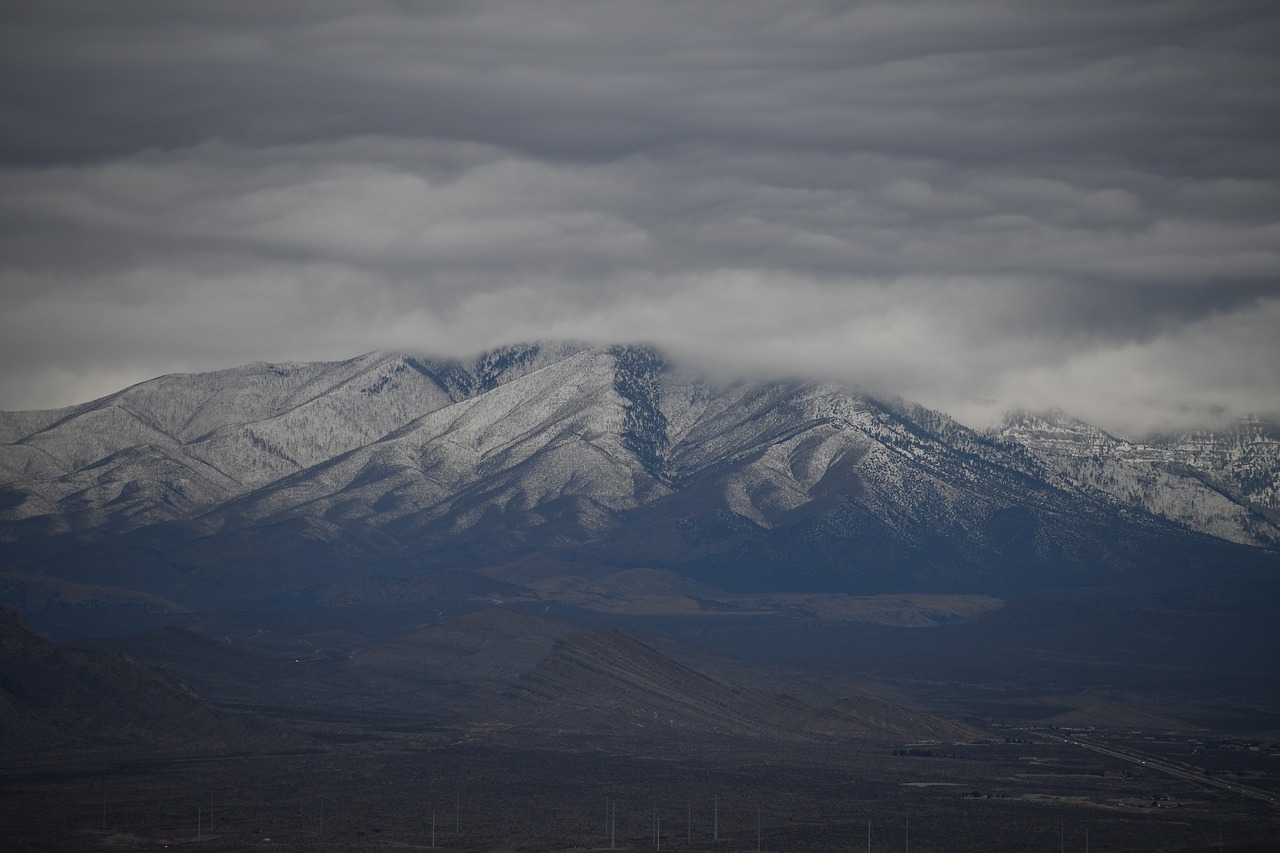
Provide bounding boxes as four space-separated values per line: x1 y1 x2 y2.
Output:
1 0 1277 436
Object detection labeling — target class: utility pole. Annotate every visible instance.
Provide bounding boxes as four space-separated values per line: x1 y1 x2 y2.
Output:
319 795 325 838
198 804 202 842
714 797 719 842
756 808 761 853
431 810 436 848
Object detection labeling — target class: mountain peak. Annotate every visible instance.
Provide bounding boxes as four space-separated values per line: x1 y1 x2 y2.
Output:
992 408 1120 454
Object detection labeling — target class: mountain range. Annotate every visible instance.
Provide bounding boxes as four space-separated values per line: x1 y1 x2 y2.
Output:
0 343 1277 639
4 343 1280 853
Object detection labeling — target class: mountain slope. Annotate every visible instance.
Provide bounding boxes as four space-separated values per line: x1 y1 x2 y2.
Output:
1158 418 1280 516
1 344 1276 638
215 347 669 543
0 604 258 754
325 607 976 742
993 410 1280 547
0 344 588 535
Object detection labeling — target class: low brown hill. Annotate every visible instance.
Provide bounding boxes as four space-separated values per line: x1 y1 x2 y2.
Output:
0 603 264 755
99 625 287 700
341 606 977 743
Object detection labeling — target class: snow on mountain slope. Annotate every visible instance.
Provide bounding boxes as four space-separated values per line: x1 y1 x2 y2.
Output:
0 343 590 533
994 410 1280 547
591 380 1161 592
0 440 66 484
211 347 671 543
0 409 67 446
1158 418 1280 515
7 443 243 534
196 356 1081 574
19 403 179 474
1 344 1276 602
182 354 465 490
662 382 1075 538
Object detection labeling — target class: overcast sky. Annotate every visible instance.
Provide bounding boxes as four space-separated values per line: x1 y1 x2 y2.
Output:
2 1 1278 436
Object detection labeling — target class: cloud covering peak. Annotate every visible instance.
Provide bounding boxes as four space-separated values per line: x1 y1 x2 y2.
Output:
2 0 1278 436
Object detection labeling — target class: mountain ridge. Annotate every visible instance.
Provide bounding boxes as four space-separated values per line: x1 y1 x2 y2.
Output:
991 408 1280 546
1 343 1276 637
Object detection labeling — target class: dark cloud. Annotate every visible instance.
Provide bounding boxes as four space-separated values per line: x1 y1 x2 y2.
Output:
1 0 1278 436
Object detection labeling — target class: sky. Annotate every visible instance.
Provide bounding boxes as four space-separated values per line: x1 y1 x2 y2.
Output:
1 1 1278 437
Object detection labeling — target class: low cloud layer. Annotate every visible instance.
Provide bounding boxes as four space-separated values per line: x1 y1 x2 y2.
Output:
2 1 1278 436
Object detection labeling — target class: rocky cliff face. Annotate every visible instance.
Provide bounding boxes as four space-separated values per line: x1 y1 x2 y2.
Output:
1159 418 1280 514
992 410 1280 547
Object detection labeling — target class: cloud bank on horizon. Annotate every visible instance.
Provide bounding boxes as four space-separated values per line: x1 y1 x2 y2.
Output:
1 0 1277 437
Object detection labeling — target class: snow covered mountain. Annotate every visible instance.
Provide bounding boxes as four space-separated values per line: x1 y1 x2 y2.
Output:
0 343 589 533
992 411 1280 547
1 343 1276 627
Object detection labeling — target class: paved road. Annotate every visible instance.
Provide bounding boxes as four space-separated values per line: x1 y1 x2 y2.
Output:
1038 732 1278 806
